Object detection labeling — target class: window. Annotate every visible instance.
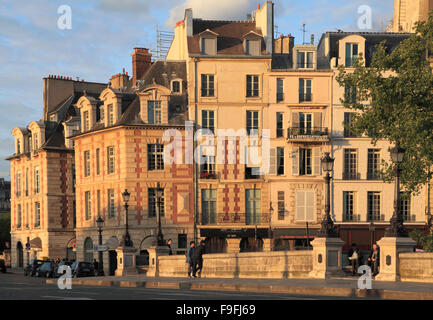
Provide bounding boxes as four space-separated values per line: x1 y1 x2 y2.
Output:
17 139 21 154
84 151 91 177
277 147 284 176
34 167 40 194
344 86 357 104
201 74 214 97
25 169 29 197
343 149 358 180
277 78 284 102
107 189 116 218
148 144 164 171
107 146 115 174
245 39 260 56
96 148 100 175
202 110 215 133
245 189 261 225
202 189 217 225
367 149 380 180
83 111 90 131
148 188 164 217
97 190 101 217
276 112 283 138
299 79 312 102
34 202 41 227
148 101 162 124
172 80 181 93
33 134 38 150
246 111 259 135
299 148 312 176
367 192 381 221
100 106 105 122
343 112 357 138
297 51 314 69
246 75 259 97
85 191 91 220
17 204 22 228
28 136 32 152
299 113 312 134
400 192 411 221
178 234 187 249
343 191 355 221
200 155 215 178
277 191 285 220
107 104 114 126
16 173 21 197
345 43 359 67
201 38 216 55
296 190 315 222
26 203 29 228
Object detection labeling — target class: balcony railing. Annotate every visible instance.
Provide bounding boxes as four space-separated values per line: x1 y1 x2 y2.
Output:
299 93 312 102
367 214 385 222
297 63 315 69
214 212 271 225
287 127 329 141
343 172 361 180
199 171 219 180
367 171 381 180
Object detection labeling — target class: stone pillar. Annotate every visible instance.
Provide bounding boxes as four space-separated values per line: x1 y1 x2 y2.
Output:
146 245 170 277
309 237 345 279
115 246 138 276
375 237 416 282
226 238 241 253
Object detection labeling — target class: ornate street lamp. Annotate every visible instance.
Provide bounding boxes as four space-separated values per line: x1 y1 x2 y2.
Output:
369 222 375 250
96 216 105 276
154 182 166 246
385 143 408 237
121 189 133 247
317 152 338 238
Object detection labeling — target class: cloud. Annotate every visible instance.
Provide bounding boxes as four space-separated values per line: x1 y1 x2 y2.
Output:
165 0 259 27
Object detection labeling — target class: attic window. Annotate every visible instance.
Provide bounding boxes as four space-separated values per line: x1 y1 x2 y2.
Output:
201 38 216 55
245 39 260 56
172 80 181 93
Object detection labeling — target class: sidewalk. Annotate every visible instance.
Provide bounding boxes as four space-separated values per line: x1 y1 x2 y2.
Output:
46 274 433 299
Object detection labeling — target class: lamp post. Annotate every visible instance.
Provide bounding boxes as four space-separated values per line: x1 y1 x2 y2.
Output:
369 222 375 250
96 216 104 276
155 182 166 246
121 189 133 247
317 152 338 238
385 143 408 237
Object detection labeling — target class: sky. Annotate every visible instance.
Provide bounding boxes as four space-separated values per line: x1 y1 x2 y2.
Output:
0 0 394 179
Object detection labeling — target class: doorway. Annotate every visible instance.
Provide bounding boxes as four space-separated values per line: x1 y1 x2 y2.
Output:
16 242 23 267
108 250 117 276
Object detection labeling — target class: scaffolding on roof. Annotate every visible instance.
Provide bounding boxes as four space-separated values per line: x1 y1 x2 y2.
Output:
151 25 174 61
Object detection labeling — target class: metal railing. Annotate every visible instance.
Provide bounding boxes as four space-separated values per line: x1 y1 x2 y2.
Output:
288 127 329 137
299 93 313 102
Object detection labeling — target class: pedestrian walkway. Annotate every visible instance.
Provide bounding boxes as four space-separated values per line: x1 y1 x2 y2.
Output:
45 273 433 299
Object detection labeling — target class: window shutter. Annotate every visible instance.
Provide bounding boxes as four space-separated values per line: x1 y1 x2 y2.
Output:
313 147 321 176
306 191 315 222
292 112 299 129
296 191 305 221
292 147 299 176
313 112 322 129
269 148 277 176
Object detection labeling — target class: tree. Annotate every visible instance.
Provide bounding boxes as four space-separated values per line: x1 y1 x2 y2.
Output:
336 14 433 193
410 229 433 252
0 213 11 252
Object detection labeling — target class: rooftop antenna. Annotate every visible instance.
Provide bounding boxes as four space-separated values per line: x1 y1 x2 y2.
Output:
301 22 307 45
274 25 281 39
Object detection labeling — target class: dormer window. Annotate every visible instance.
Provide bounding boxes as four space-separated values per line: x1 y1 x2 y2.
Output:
83 111 90 131
107 104 114 126
17 139 21 154
297 51 314 69
100 106 105 122
245 39 260 56
148 101 162 124
199 29 218 56
345 43 359 67
172 80 181 93
33 133 38 150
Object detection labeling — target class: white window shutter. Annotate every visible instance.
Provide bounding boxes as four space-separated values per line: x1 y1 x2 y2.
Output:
292 147 299 176
306 191 315 222
314 112 322 129
269 148 277 176
313 147 321 176
296 191 305 221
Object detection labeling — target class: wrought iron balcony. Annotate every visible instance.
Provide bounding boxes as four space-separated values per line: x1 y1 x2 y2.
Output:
287 127 329 141
199 171 219 180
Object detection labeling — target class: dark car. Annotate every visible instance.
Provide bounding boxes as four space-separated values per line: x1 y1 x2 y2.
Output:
0 259 6 273
54 261 73 278
24 260 44 276
35 261 56 278
71 261 94 278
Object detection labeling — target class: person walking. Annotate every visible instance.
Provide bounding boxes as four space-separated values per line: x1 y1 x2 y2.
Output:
348 247 360 276
93 259 99 276
368 243 380 277
186 241 195 278
192 240 206 278
167 239 173 256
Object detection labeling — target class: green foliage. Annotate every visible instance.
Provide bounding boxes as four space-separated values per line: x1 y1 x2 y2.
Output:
0 213 11 249
410 229 433 252
336 13 433 194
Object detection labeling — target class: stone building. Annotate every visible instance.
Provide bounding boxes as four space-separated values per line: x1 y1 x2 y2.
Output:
70 51 194 275
0 178 10 216
8 77 106 267
387 0 433 33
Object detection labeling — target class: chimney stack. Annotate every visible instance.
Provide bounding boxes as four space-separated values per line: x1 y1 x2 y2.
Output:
310 34 315 45
132 48 152 87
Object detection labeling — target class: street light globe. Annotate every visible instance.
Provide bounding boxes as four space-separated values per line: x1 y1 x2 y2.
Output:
389 144 405 164
122 189 130 203
321 152 335 172
96 216 104 229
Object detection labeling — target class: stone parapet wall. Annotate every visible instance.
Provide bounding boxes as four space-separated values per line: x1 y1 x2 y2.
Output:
158 250 313 279
399 252 433 283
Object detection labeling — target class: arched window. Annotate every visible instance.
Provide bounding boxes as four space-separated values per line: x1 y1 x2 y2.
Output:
83 237 94 262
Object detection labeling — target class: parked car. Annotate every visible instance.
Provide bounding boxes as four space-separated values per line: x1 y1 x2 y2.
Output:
0 259 6 273
71 261 94 278
24 260 44 276
54 261 73 278
35 261 56 278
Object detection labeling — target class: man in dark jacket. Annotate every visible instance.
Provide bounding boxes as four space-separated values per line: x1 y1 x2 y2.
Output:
368 243 380 277
186 241 195 278
192 240 206 278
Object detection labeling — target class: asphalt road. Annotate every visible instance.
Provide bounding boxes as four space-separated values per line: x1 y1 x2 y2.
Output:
0 271 354 300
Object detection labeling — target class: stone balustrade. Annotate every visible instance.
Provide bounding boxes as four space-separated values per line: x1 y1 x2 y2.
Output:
399 252 433 283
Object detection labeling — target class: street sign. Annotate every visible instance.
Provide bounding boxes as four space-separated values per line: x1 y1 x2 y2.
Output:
93 245 108 252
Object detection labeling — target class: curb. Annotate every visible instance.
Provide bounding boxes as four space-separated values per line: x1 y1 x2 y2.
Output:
45 279 433 300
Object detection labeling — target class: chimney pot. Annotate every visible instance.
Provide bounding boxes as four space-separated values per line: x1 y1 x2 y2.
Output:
257 3 260 10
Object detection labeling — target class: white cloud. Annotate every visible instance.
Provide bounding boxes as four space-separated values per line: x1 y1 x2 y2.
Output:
166 0 259 27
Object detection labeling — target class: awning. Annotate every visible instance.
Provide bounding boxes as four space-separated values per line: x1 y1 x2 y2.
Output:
272 228 320 239
29 237 42 250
